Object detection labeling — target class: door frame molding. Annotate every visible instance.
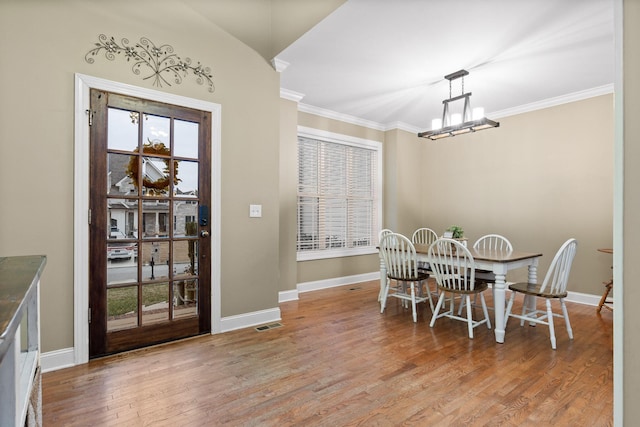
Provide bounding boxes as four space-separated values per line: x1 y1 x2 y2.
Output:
74 73 222 365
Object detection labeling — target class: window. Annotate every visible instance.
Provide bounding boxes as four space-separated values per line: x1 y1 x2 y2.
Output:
159 213 168 235
297 127 382 261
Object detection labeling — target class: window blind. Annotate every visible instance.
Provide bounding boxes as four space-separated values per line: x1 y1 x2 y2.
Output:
297 135 379 258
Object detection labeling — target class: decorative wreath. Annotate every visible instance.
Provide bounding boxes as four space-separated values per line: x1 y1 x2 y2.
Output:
126 141 180 195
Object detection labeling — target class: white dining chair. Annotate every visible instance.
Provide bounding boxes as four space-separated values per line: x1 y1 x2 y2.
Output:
411 227 439 300
504 238 578 349
473 234 514 252
380 233 433 322
428 238 491 339
411 227 438 246
473 234 514 282
459 233 514 314
379 228 393 244
377 228 394 302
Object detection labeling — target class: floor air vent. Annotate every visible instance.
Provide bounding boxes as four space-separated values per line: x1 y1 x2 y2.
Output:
255 322 283 331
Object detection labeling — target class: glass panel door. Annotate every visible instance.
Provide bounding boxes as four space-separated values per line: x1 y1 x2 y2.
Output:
89 90 211 357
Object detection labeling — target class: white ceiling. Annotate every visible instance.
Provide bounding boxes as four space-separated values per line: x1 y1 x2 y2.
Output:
276 0 615 132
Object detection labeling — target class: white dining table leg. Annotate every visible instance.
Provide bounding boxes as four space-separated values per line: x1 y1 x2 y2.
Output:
525 260 539 325
492 267 508 343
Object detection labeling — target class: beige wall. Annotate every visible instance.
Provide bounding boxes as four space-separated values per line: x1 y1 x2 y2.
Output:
279 97 299 291
0 1 283 352
382 128 428 234
623 0 640 422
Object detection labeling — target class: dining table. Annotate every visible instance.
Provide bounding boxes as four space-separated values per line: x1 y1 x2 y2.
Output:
379 243 543 343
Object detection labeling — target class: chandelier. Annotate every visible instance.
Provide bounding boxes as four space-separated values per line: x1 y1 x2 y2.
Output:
418 69 499 140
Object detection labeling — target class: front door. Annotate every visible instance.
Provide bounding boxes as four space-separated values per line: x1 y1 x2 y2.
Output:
88 89 211 357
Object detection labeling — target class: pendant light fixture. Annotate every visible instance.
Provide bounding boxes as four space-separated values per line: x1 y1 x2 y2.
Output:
418 69 499 140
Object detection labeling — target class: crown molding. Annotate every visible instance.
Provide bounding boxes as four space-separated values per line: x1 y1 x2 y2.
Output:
382 121 421 134
287 84 614 134
298 102 387 131
271 58 290 73
489 84 614 119
280 88 305 102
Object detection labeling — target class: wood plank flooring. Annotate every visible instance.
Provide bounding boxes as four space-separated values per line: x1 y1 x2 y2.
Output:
42 280 613 426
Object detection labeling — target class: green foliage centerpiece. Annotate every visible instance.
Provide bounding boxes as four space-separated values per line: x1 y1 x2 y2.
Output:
446 225 467 246
446 225 464 239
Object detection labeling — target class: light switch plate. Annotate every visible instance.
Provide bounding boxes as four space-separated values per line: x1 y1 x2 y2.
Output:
249 204 262 218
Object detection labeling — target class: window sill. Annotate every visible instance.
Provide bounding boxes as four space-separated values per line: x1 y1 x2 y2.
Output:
297 247 378 261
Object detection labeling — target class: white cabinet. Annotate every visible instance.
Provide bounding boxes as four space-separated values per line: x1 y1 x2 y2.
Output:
0 256 46 426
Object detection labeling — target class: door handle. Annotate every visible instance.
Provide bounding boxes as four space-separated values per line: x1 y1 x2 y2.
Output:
200 230 209 237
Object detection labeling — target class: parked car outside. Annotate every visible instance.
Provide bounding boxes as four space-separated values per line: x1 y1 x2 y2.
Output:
107 242 135 261
108 227 138 261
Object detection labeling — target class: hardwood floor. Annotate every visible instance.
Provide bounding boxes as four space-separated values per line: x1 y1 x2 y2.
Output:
42 280 613 426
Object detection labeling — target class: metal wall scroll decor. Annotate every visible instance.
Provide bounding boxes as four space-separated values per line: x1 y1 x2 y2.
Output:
85 34 215 93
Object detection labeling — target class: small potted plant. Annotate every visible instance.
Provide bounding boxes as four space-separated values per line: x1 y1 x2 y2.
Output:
446 225 467 246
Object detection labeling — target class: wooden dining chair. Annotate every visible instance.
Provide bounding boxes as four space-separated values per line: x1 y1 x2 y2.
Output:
380 233 433 322
597 278 613 312
504 238 578 349
596 248 613 313
428 238 491 339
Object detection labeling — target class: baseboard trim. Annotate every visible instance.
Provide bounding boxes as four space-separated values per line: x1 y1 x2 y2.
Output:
278 271 379 302
566 290 602 306
41 347 75 373
278 289 299 303
219 307 282 333
297 271 379 294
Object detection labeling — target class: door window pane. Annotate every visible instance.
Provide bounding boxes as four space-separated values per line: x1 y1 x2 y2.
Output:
141 241 169 280
175 160 198 195
142 200 170 238
174 119 199 159
107 244 138 285
141 155 172 197
107 199 138 238
108 154 138 196
173 201 198 237
107 286 138 331
173 279 198 319
142 283 169 325
108 108 139 152
173 240 198 278
142 114 170 149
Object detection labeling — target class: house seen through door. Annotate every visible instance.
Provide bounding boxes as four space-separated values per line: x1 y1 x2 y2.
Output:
89 89 212 357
